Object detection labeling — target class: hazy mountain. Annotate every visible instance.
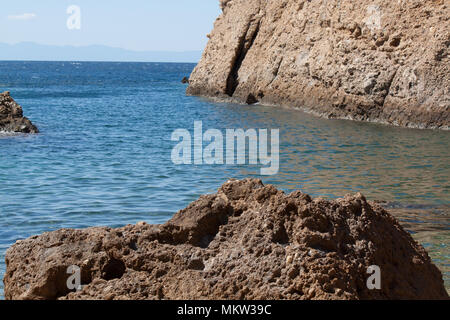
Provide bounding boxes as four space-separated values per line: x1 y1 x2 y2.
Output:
0 42 202 63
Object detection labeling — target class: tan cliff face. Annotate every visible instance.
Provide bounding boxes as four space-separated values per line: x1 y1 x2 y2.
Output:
187 0 449 129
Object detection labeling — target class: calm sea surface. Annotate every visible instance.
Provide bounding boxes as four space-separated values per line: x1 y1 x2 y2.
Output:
0 61 448 298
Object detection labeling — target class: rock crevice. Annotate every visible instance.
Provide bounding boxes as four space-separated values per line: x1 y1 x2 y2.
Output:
226 18 262 97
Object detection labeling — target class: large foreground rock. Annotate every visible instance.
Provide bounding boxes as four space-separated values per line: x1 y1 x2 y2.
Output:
0 91 38 133
4 179 448 300
187 0 449 129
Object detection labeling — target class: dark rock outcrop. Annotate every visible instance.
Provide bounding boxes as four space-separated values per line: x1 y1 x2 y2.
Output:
187 0 449 130
0 91 38 133
181 76 190 84
4 179 448 300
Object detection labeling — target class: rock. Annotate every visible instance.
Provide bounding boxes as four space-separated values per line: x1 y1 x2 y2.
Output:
187 0 450 130
0 91 39 133
181 77 190 84
4 179 448 300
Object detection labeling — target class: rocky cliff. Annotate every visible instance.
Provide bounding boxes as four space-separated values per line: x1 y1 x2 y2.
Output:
187 0 449 129
0 91 38 133
4 179 448 300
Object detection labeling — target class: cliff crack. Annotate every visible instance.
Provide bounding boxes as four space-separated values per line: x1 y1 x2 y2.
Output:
225 19 261 97
381 66 400 107
269 58 284 87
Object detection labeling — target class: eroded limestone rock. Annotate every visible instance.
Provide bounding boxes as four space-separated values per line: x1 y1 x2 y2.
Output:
4 179 448 300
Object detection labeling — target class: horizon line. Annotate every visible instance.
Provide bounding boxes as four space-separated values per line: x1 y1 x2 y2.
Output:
0 41 203 54
0 59 199 64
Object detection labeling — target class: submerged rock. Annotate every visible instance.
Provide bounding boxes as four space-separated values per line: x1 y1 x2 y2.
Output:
4 179 448 300
187 0 450 129
181 76 190 84
0 91 38 133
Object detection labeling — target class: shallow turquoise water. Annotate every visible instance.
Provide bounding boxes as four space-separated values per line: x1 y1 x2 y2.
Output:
0 61 448 298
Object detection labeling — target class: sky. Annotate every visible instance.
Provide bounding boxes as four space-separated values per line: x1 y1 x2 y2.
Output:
1 0 221 52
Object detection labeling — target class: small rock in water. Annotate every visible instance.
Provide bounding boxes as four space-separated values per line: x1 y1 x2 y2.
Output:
181 77 189 84
0 91 39 134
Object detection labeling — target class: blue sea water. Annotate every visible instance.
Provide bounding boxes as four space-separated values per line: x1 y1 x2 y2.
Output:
0 61 449 298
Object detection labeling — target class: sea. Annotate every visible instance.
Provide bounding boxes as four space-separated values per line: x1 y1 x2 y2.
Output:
0 61 448 298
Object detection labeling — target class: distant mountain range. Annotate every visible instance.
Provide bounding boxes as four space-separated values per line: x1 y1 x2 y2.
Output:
0 42 202 63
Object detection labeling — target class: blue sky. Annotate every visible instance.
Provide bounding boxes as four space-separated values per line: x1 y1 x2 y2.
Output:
1 0 220 51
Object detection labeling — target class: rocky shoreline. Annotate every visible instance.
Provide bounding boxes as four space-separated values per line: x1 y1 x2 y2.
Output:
187 0 449 130
4 179 448 300
0 91 38 134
